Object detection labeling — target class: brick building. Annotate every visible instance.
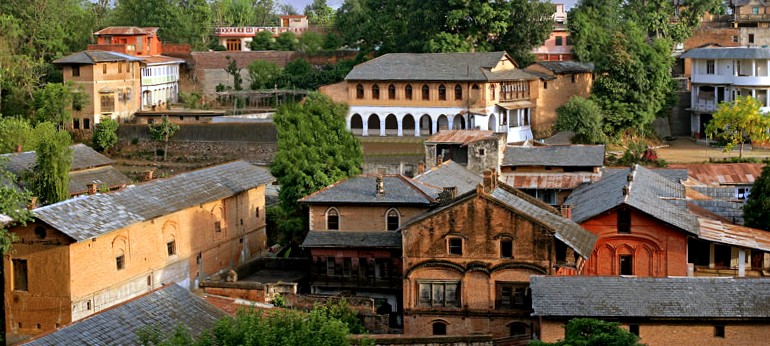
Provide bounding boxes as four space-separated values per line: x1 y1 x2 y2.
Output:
4 161 271 343
524 61 594 136
401 173 596 341
532 276 770 346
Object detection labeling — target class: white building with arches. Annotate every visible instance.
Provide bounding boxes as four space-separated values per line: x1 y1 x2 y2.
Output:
140 56 184 110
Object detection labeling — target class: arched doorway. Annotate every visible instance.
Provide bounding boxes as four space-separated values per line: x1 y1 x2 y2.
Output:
350 114 364 136
385 114 398 136
367 114 381 136
488 114 497 132
437 114 449 132
419 114 432 136
452 115 465 130
402 114 416 136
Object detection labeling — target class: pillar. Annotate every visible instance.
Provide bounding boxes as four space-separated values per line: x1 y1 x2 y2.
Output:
738 249 746 277
432 116 438 134
380 119 386 136
397 115 403 137
414 121 420 137
362 118 369 136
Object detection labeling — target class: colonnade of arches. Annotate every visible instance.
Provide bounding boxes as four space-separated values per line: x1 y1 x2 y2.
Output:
348 112 473 137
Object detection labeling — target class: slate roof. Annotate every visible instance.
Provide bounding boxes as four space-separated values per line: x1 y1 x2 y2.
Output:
650 168 690 184
413 160 482 196
23 284 226 346
425 130 500 146
68 166 131 195
680 47 770 59
33 161 273 242
531 276 770 319
502 145 605 167
345 52 538 82
534 61 595 74
53 50 144 65
2 144 115 174
299 175 438 205
301 231 401 248
565 165 700 235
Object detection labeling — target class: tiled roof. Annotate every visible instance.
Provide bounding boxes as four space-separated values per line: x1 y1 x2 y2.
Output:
650 168 690 184
301 231 401 248
502 145 605 167
299 175 438 205
680 47 770 59
68 166 131 195
413 160 482 195
2 144 115 174
668 163 764 186
565 165 699 235
53 51 143 65
23 284 226 346
33 161 273 242
94 26 156 36
425 130 500 146
345 52 538 82
531 276 770 319
542 131 574 145
532 61 595 74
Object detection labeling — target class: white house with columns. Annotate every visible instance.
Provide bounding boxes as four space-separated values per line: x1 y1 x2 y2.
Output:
681 47 770 138
140 56 184 110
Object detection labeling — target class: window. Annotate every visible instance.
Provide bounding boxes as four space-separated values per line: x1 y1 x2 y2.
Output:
706 60 715 74
358 257 370 278
432 321 447 335
619 255 633 275
749 34 755 44
490 84 496 99
372 84 380 100
343 257 352 277
35 226 47 239
84 118 90 129
118 62 123 73
116 254 125 270
13 259 28 291
448 238 462 255
753 6 760 14
356 84 364 99
226 39 241 51
618 206 631 233
714 325 725 338
101 94 115 113
497 282 531 309
103 64 107 74
438 84 446 100
454 84 462 100
736 187 751 200
509 323 529 337
501 239 513 258
543 81 548 90
126 89 132 102
214 221 222 233
72 65 80 77
327 208 339 230
629 324 639 336
477 148 486 156
255 207 260 217
73 118 80 129
326 257 336 276
418 281 460 307
386 209 399 231
571 74 576 83
167 240 176 256
388 84 396 99
555 36 563 46
566 36 573 45
422 84 430 100
147 275 152 287
405 84 413 100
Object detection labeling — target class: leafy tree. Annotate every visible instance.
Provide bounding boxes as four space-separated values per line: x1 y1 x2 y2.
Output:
744 164 770 231
248 60 281 90
0 117 36 153
214 0 256 26
323 32 343 50
148 116 180 162
298 31 325 54
254 0 279 26
304 0 335 25
531 318 643 346
224 57 243 91
555 96 605 144
29 122 72 205
278 3 299 15
271 93 361 241
275 32 298 51
250 31 275 51
0 157 33 252
33 82 82 128
706 96 770 158
92 118 119 153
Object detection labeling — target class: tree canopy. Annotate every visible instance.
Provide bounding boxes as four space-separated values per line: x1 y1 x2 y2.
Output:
29 122 72 206
92 118 120 153
744 164 770 231
706 96 770 158
555 96 605 144
305 0 335 25
148 116 180 162
531 318 643 346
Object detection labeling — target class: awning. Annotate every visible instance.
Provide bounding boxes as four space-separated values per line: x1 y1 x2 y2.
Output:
98 87 115 94
497 101 533 110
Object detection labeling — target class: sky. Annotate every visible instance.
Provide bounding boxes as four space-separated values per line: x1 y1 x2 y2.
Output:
282 0 344 12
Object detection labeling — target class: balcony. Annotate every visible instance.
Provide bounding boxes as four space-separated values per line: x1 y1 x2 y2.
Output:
734 13 770 23
692 99 717 112
311 273 402 290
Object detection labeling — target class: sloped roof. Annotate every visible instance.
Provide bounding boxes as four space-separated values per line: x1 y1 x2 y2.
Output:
141 55 185 65
299 175 438 205
33 161 273 242
425 130 500 146
345 52 538 82
23 285 226 345
502 145 605 167
680 47 770 59
68 166 131 195
413 160 482 196
301 231 401 249
94 26 158 36
53 50 143 65
531 276 770 319
2 144 115 174
565 165 699 235
501 172 599 190
533 61 595 74
669 163 764 186
696 215 770 252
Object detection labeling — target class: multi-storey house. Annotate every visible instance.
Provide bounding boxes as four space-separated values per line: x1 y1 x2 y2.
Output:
214 15 310 52
4 161 271 343
732 0 770 46
680 47 770 138
531 4 574 62
524 61 594 134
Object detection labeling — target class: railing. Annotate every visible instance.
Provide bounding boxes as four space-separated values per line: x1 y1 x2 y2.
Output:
734 14 770 22
694 99 717 111
214 26 308 36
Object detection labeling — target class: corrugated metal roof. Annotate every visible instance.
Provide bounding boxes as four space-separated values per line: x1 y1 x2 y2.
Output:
501 172 600 190
680 47 770 59
424 130 500 146
697 217 770 252
33 161 273 242
669 163 764 186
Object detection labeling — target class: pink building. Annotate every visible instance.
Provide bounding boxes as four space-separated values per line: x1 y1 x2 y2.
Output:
532 4 574 61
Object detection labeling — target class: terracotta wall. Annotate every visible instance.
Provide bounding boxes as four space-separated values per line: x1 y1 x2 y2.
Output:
308 205 428 232
526 65 593 136
62 60 142 127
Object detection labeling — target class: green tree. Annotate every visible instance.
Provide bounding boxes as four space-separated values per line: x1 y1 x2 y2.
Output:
271 93 361 241
304 0 335 25
531 318 643 346
555 96 605 144
248 60 281 90
224 56 243 91
275 31 298 51
29 122 72 205
322 32 343 50
33 82 82 128
250 31 275 51
92 118 119 153
0 117 36 153
0 157 33 253
706 96 770 158
298 31 325 54
215 0 256 26
744 164 770 231
148 116 180 162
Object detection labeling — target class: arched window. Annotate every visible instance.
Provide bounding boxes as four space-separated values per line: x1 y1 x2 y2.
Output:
386 209 400 231
432 321 447 335
388 84 396 99
372 84 380 100
509 322 529 337
438 84 446 101
422 84 430 100
489 84 496 100
454 84 463 100
356 84 364 99
405 84 413 100
327 208 339 230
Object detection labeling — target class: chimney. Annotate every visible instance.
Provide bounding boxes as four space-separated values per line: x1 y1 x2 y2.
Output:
438 186 458 204
482 170 496 192
437 154 443 165
622 185 630 196
417 161 425 175
15 144 22 153
27 196 37 210
143 170 155 182
87 183 98 195
560 204 572 219
376 175 385 196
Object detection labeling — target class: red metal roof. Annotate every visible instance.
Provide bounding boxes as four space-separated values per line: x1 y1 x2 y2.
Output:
94 26 156 36
501 172 600 190
425 130 499 146
669 163 764 186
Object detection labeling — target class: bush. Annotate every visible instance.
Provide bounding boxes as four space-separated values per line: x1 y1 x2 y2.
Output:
250 31 275 51
275 32 297 51
213 44 227 51
555 96 605 144
92 118 119 153
298 31 325 54
248 60 281 90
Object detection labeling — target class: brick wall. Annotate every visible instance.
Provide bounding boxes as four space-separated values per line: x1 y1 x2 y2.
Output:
525 64 593 138
308 205 429 232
